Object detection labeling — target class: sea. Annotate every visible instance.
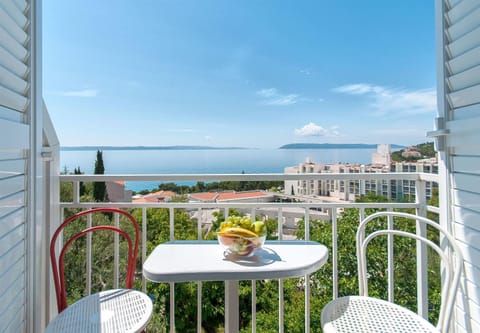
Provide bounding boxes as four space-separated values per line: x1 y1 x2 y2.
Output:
60 148 378 192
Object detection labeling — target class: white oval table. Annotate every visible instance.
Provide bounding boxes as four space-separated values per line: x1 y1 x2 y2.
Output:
143 240 328 332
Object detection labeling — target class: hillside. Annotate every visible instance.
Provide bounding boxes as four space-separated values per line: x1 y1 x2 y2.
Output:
391 142 436 162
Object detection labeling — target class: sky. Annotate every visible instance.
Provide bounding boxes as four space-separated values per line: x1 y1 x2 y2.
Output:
43 0 437 148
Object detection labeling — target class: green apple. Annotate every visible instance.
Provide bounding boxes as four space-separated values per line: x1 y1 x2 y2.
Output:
252 221 266 236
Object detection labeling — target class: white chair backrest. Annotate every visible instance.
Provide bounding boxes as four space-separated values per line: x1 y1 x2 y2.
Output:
356 211 463 333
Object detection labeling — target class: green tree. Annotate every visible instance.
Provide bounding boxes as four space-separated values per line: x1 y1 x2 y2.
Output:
74 166 86 196
93 150 108 202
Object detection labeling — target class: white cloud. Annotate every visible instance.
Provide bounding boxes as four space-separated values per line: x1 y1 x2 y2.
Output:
295 122 339 137
333 83 436 115
60 89 98 97
256 88 300 106
299 68 311 75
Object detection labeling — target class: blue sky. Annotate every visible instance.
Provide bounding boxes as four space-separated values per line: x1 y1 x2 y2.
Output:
43 0 437 148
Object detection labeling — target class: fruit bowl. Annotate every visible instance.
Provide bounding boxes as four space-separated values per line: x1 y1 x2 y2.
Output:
218 233 266 257
216 217 267 256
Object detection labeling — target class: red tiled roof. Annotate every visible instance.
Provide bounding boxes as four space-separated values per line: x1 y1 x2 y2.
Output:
190 192 218 201
217 191 267 201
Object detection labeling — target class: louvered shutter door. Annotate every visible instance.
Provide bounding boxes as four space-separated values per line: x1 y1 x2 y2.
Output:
436 1 480 332
0 1 31 332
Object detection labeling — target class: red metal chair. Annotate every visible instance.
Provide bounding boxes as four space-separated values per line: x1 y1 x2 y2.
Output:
48 208 152 333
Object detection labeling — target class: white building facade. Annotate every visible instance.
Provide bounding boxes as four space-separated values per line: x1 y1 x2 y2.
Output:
285 155 439 202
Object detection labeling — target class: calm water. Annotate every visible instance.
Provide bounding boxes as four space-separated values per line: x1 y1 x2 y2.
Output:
61 148 377 191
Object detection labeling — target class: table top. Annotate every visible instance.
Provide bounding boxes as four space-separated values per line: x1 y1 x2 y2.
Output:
143 240 328 283
45 289 153 333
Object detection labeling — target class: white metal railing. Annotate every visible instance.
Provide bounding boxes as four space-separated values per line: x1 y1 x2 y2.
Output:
57 172 439 332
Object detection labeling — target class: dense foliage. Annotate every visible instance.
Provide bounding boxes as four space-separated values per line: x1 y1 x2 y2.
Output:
137 180 283 195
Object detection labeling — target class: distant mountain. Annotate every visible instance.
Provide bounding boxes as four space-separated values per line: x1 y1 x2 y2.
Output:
279 143 405 149
61 145 248 151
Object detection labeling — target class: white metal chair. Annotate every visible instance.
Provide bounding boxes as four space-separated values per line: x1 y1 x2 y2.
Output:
321 211 463 333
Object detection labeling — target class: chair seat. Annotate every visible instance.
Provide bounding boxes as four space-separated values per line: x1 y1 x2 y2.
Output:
321 296 439 333
46 289 153 333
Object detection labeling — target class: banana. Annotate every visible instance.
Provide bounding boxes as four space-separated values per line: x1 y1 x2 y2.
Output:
218 227 258 239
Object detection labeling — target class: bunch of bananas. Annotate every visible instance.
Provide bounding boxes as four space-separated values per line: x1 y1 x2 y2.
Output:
217 226 258 239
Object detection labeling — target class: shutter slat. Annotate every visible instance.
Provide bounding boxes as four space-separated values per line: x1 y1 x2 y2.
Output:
0 0 28 29
0 257 23 297
0 224 24 258
0 176 24 198
0 205 25 236
447 0 480 25
0 85 28 111
0 65 28 95
453 174 480 194
447 7 480 40
0 119 28 149
447 84 480 108
0 45 28 78
448 45 480 75
447 64 480 91
0 160 24 179
446 116 480 147
0 241 24 275
447 25 480 58
453 156 480 174
0 195 24 220
0 279 24 318
0 7 27 45
12 0 28 13
0 25 28 61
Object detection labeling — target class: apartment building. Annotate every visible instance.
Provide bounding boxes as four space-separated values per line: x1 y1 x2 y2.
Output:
284 147 438 202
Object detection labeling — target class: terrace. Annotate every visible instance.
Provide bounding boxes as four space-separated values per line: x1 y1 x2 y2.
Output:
1 0 480 332
48 171 440 333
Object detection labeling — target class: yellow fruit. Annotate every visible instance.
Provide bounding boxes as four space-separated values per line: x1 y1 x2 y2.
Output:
218 227 258 239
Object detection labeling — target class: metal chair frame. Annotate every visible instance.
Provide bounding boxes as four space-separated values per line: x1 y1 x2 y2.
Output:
322 211 463 333
50 207 140 312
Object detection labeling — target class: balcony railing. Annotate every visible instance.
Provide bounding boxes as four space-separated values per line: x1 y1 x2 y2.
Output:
55 172 439 332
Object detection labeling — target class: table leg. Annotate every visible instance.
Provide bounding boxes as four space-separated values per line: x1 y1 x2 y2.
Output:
225 280 239 333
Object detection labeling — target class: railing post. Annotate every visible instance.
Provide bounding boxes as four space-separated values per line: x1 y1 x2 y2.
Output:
142 208 147 293
415 179 428 319
332 208 338 300
225 280 239 333
72 181 80 204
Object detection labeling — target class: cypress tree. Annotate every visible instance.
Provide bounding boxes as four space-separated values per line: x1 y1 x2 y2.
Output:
93 150 107 202
74 166 86 196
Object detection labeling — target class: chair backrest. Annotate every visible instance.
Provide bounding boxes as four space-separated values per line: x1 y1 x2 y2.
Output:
356 211 463 333
50 208 140 312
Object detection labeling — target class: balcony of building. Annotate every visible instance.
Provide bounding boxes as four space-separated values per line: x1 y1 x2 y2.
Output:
36 169 448 333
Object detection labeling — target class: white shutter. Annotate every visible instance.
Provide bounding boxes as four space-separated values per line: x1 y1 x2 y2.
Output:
436 1 480 332
0 0 31 332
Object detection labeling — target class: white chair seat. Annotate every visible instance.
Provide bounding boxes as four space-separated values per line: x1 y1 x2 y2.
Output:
321 296 439 333
45 289 153 333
